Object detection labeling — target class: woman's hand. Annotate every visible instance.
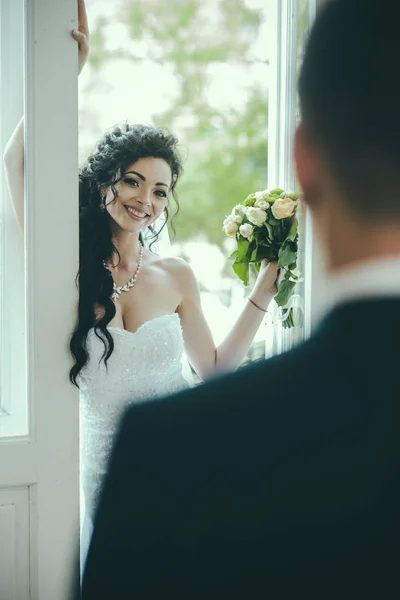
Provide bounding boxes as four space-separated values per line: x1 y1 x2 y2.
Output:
71 0 89 75
253 260 280 300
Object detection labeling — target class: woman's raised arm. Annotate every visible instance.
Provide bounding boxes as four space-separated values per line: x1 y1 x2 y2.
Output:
2 0 89 233
3 117 24 232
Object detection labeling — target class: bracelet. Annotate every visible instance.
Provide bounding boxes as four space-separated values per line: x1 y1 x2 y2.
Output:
248 297 268 313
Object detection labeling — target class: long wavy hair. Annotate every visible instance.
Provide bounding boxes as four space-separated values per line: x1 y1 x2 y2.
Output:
69 123 183 387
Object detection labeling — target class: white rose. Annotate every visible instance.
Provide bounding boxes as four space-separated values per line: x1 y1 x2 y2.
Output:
254 199 270 210
233 204 247 217
254 189 269 203
228 204 246 224
239 223 254 239
223 217 239 238
247 207 268 227
271 197 297 220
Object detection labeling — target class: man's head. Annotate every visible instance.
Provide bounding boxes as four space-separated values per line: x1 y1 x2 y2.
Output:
295 0 400 269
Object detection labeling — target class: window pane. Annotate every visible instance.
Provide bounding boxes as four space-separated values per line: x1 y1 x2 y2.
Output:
0 0 27 437
79 0 273 370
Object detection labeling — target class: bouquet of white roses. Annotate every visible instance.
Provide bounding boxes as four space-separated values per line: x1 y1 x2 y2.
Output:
222 188 301 328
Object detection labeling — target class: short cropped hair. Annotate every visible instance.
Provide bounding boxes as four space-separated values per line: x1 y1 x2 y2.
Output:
299 0 400 218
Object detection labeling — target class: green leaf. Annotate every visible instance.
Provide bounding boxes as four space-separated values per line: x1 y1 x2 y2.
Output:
268 215 280 227
282 308 295 329
269 188 284 196
264 222 274 240
257 245 270 261
274 271 297 307
256 234 269 248
256 246 276 260
232 260 249 286
278 241 298 268
229 249 238 260
274 220 288 243
285 217 298 242
237 237 250 262
247 239 258 262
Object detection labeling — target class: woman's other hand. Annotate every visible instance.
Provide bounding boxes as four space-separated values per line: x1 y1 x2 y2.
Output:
255 260 280 297
71 0 89 75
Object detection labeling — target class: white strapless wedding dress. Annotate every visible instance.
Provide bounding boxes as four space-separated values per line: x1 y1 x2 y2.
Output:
79 313 191 567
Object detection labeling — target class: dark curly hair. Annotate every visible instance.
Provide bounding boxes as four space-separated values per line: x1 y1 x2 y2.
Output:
69 123 183 387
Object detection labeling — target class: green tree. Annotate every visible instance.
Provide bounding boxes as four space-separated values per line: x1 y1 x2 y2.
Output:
87 0 269 247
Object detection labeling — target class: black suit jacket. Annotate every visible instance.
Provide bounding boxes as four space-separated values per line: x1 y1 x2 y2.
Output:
80 299 400 599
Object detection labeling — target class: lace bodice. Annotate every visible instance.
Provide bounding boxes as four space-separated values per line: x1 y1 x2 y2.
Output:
80 313 190 516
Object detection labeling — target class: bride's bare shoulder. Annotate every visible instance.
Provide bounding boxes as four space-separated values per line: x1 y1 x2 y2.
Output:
146 253 196 288
147 253 190 273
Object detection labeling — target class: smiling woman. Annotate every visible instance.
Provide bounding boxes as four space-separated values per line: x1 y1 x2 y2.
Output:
103 159 174 231
69 123 183 385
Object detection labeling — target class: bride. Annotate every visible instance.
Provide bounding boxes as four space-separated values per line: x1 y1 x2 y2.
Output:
3 0 279 564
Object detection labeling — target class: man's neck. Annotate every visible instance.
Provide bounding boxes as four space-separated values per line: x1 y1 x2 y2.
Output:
321 208 400 274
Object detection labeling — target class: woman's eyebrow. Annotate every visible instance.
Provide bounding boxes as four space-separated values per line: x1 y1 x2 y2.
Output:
125 170 169 188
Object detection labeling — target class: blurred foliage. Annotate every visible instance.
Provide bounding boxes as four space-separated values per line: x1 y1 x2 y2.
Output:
87 0 269 246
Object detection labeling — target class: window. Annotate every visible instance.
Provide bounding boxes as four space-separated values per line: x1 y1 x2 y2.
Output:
0 0 27 437
79 0 273 370
268 0 316 354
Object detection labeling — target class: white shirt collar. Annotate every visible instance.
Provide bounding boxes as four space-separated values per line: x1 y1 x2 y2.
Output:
319 254 400 322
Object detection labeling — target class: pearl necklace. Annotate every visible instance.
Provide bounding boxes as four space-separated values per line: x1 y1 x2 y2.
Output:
103 243 144 302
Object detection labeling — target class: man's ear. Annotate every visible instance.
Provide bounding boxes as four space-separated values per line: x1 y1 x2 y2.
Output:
295 123 310 199
294 123 321 209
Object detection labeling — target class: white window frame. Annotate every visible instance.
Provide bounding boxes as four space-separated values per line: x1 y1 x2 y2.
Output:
0 0 80 598
303 1 331 335
268 0 300 355
267 0 320 355
0 0 26 436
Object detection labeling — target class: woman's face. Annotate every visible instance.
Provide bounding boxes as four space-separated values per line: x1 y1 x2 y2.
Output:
104 157 172 234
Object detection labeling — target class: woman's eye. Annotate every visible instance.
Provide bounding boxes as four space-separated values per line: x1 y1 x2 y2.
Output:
124 178 139 187
155 190 167 198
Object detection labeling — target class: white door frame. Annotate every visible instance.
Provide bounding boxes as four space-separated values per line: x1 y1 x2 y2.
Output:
0 0 80 598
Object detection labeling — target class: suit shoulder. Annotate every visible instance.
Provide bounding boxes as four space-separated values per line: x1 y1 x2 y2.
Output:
121 334 334 436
